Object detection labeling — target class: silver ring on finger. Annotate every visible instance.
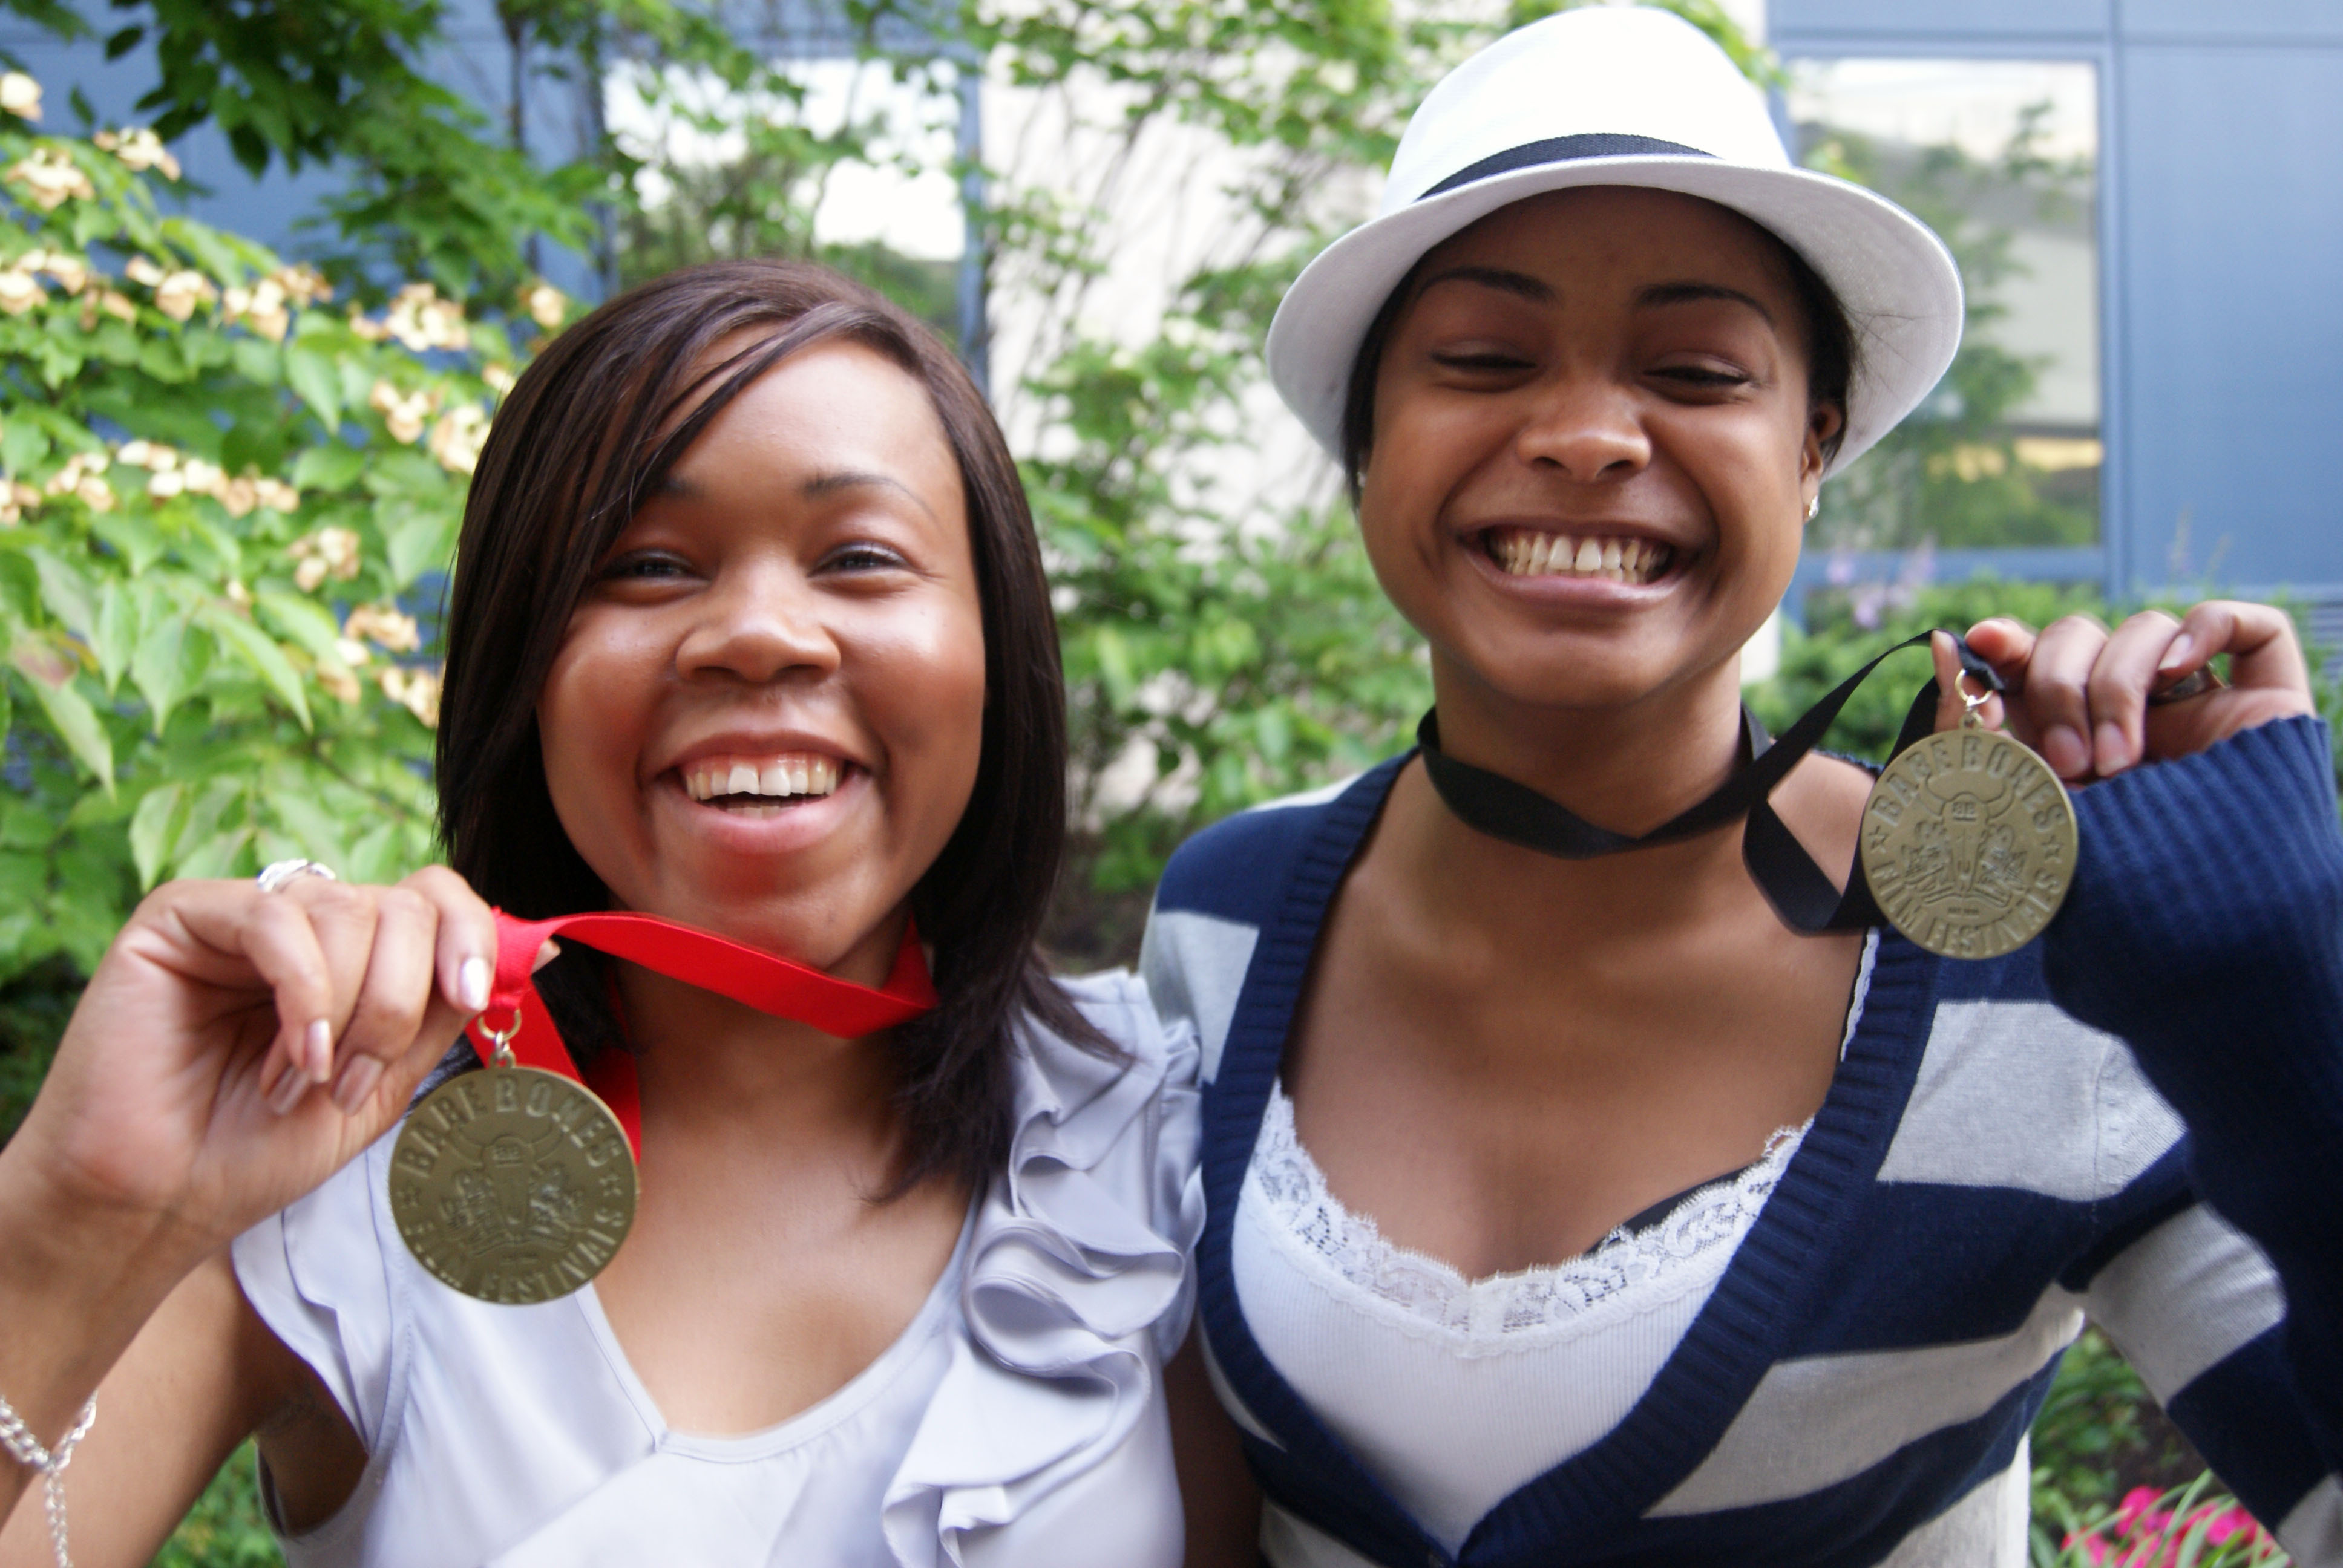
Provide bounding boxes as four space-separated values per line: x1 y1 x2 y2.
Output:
257 858 341 894
2147 667 2228 707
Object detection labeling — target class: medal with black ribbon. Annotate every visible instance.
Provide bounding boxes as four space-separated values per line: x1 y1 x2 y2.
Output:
1417 632 2078 959
388 912 937 1305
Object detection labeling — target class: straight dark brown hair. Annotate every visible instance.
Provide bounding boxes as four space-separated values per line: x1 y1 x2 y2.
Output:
436 259 1107 1195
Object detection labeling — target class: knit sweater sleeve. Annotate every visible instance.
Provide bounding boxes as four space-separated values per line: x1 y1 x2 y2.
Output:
2043 714 2343 1477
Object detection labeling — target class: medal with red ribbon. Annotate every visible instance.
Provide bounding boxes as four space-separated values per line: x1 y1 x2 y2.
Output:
388 910 937 1304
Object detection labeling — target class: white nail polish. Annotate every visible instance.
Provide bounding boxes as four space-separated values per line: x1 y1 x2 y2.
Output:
459 955 490 1012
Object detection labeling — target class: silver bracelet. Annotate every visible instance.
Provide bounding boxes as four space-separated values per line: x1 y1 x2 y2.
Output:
0 1390 95 1568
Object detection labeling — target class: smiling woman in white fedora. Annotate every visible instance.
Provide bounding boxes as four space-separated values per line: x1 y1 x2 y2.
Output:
1144 8 2343 1566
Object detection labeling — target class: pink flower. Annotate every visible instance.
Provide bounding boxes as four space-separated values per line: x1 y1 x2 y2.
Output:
2065 1486 2274 1568
2062 1530 2112 1566
2114 1487 2165 1537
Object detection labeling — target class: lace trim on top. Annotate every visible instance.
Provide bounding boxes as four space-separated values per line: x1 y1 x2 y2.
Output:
1249 1084 1809 1341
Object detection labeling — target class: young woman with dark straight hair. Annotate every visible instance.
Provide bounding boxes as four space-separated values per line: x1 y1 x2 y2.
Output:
0 260 1198 1567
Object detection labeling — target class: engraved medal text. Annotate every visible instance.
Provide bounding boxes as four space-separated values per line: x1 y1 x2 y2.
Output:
388 1067 637 1305
1860 728 2077 961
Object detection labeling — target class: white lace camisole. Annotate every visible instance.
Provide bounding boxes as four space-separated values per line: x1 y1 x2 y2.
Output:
1230 935 1874 1555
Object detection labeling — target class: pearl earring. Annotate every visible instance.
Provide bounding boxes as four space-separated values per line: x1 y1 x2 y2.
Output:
1804 494 1821 521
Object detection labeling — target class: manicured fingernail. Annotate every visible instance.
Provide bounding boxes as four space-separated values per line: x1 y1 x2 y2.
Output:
268 1060 309 1114
2041 725 2089 777
2158 633 2194 673
459 955 490 1012
306 1018 335 1083
2094 720 2128 773
332 1055 384 1113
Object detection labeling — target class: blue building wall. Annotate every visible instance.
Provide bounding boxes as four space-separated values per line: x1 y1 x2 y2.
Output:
1771 0 2343 610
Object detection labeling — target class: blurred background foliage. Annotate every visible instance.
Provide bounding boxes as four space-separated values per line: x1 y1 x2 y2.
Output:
0 0 2323 1561
1801 103 2102 553
0 85 514 1142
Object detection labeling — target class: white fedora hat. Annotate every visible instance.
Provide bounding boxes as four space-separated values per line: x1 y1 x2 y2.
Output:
1267 5 1964 477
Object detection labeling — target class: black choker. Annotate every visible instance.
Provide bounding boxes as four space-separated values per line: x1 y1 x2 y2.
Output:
1415 632 2002 935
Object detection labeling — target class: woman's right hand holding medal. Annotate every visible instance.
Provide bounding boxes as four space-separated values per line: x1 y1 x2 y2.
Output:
0 866 502 1296
0 866 514 1528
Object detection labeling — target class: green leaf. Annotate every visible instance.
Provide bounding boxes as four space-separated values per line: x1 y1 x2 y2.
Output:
1 418 48 477
255 590 343 662
346 821 407 885
198 607 310 731
27 549 97 638
175 825 253 881
174 779 243 864
90 509 168 574
90 580 137 693
337 356 377 416
0 800 51 850
14 670 114 793
263 786 353 871
130 595 200 733
129 782 188 889
1254 704 1292 766
1093 624 1136 708
159 219 248 287
136 336 194 384
381 498 459 585
283 341 342 430
291 442 366 493
231 335 282 385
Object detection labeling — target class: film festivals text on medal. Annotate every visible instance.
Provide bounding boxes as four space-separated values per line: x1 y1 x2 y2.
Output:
390 1011 637 1307
1860 675 2077 962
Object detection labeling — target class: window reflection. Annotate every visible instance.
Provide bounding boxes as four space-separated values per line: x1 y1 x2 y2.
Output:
1789 59 2100 552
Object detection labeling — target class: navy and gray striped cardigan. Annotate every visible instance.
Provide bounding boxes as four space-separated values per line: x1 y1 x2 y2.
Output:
1141 716 2343 1568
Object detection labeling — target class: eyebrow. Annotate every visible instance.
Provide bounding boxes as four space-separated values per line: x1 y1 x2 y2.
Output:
1413 267 1776 327
655 466 936 520
1636 279 1775 325
803 468 936 520
1414 265 1556 304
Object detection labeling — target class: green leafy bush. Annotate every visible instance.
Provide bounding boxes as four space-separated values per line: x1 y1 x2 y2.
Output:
149 1445 278 1568
0 74 569 1138
0 79 544 949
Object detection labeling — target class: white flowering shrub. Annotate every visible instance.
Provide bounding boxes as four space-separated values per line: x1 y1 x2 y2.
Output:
0 72 566 978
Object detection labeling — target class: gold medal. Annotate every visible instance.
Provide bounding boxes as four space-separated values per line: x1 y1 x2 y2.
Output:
388 1014 637 1305
1860 682 2078 961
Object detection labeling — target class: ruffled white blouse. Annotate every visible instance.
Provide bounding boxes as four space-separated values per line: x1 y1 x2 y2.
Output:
231 972 1202 1568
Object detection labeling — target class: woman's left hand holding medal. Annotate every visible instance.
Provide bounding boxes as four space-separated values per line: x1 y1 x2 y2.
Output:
1934 601 2317 780
1858 603 2316 960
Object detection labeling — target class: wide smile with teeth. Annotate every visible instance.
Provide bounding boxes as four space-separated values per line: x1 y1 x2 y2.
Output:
681 753 845 817
1487 528 1673 584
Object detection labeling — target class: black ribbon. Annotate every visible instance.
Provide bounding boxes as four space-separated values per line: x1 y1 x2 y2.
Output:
1416 632 2004 934
1417 134 1715 200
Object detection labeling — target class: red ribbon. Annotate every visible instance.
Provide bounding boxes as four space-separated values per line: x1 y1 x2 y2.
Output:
462 910 937 1158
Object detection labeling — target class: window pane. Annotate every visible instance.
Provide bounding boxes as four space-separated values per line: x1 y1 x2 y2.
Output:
1789 59 2100 551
